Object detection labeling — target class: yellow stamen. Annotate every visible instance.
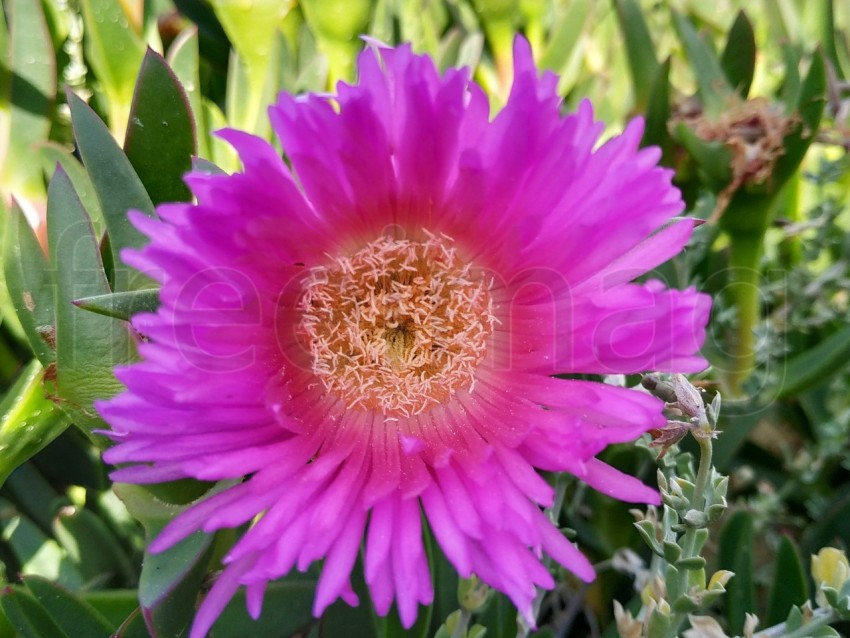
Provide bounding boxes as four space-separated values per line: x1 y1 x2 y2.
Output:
298 232 494 417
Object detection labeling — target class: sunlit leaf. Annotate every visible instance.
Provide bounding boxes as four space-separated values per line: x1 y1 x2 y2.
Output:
114 483 218 638
2 203 55 364
73 289 160 322
671 10 733 117
613 0 658 111
46 167 137 437
23 577 115 636
720 11 756 97
0 0 56 200
0 361 68 487
124 48 196 205
717 510 755 635
67 91 156 293
776 324 850 399
167 27 211 160
0 588 68 638
80 0 146 138
765 536 808 625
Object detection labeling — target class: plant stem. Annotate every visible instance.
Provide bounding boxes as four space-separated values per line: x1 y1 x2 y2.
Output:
663 435 714 638
756 607 837 638
726 232 764 396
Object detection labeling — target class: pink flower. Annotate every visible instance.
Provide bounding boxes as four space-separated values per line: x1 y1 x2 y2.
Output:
99 38 710 637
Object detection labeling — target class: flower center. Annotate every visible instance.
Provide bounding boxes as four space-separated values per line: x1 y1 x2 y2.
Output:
298 233 495 417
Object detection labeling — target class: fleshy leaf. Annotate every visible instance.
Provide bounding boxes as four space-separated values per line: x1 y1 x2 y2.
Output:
67 90 156 292
671 9 733 117
53 506 136 585
771 49 826 188
46 167 137 437
0 498 84 590
720 11 756 97
39 143 105 236
79 0 146 138
23 577 115 636
765 536 808 625
776 324 850 399
613 0 659 111
211 578 318 637
0 361 68 488
167 27 211 160
211 0 291 132
3 203 56 365
124 48 197 205
113 484 217 638
642 58 671 158
717 510 755 634
538 0 590 77
73 289 160 322
673 123 734 189
0 0 56 200
0 588 69 638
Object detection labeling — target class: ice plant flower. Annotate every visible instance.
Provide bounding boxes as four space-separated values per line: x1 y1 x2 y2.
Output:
99 38 710 637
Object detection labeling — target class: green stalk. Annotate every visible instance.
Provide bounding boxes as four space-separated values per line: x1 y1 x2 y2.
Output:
758 607 837 638
663 436 714 638
726 232 764 396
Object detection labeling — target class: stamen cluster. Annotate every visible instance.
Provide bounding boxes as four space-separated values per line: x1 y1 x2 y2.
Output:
298 233 494 416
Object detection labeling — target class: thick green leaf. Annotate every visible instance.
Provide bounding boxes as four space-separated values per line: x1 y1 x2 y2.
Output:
23 577 114 636
114 607 154 638
203 99 239 173
613 0 658 111
46 166 137 436
0 588 69 638
297 0 369 85
720 11 756 97
811 0 843 79
2 463 64 531
671 10 733 117
0 0 56 199
776 324 850 398
124 48 196 205
765 536 808 625
538 0 588 75
779 43 803 112
0 499 84 590
772 50 826 188
53 506 136 586
211 577 317 637
0 360 69 487
67 90 155 293
225 47 275 138
74 289 160 322
717 510 755 635
213 0 289 132
38 143 105 236
673 123 734 189
167 27 211 160
113 483 217 638
0 7 8 105
79 0 146 137
642 58 671 158
79 590 139 630
2 203 56 364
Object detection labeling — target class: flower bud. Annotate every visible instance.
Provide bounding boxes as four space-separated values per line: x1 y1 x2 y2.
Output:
812 547 850 607
458 575 491 613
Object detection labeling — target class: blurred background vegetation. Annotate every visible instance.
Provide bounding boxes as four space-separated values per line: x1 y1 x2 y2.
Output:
0 0 849 636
